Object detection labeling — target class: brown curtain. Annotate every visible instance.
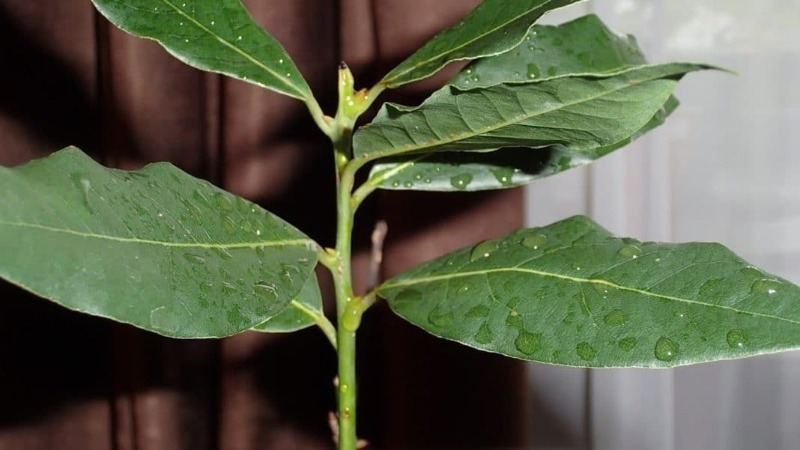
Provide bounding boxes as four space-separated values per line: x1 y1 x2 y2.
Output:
0 1 529 448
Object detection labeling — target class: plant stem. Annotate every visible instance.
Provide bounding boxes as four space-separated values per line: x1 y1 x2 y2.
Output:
332 159 360 450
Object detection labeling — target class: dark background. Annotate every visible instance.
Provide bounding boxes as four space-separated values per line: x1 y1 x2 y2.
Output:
0 1 530 448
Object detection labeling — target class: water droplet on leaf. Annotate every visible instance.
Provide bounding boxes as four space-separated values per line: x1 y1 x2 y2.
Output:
515 331 543 355
465 305 490 318
654 337 678 362
527 63 540 79
603 309 629 326
618 337 637 352
214 192 233 211
253 282 277 300
395 289 422 304
576 342 597 361
618 244 642 259
521 233 547 250
726 329 750 349
475 322 494 344
751 278 781 296
428 305 454 328
469 239 498 262
450 173 473 190
184 253 205 264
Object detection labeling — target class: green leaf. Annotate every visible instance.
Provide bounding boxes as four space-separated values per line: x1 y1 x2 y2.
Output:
91 0 311 100
0 148 318 338
252 272 322 333
379 216 800 368
365 96 678 192
354 63 712 164
451 14 648 89
378 0 580 89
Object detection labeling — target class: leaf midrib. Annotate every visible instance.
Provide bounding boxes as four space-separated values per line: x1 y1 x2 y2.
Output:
361 66 676 160
381 267 800 326
0 220 313 250
381 0 554 86
157 0 307 99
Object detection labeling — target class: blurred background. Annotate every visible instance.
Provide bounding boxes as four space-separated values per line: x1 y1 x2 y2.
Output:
526 1 800 449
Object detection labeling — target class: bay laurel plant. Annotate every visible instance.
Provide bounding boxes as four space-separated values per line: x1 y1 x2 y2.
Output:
1 1 798 449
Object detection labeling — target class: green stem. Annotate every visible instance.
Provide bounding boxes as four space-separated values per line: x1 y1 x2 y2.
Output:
325 64 384 450
332 159 360 450
289 299 337 349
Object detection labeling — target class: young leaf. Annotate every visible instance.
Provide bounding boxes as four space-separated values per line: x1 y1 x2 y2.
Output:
354 63 712 162
451 14 648 89
365 96 677 192
251 272 323 333
0 148 318 338
378 0 580 89
379 216 800 368
92 0 312 101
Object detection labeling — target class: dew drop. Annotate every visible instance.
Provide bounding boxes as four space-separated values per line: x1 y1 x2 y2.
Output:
424 178 432 184
210 20 215 25
726 329 750 349
342 308 361 331
576 342 597 361
278 58 284 64
547 66 558 77
193 189 210 206
475 322 494 344
618 244 642 259
183 253 205 264
253 282 277 299
237 35 243 41
751 278 781 296
428 305 454 328
699 278 724 295
603 309 629 326
465 305 491 318
471 75 480 83
469 239 499 262
515 331 543 355
521 233 547 250
391 180 401 187
214 192 234 210
222 216 237 233
403 181 413 188
527 63 540 79
618 337 637 352
450 173 473 190
654 337 678 362
394 289 422 304
739 266 763 279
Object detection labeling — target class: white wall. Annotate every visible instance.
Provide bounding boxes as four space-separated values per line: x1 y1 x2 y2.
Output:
526 1 800 448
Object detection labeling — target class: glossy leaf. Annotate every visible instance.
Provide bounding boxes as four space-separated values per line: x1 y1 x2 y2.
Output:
354 63 712 163
378 0 580 88
379 216 800 368
252 272 323 333
0 148 318 338
366 93 678 192
92 0 311 100
451 14 648 89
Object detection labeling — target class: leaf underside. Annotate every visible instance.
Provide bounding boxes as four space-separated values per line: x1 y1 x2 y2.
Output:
355 63 711 164
379 216 800 368
91 0 311 100
0 148 318 338
368 13 663 192
379 0 581 88
252 271 323 333
367 95 678 192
